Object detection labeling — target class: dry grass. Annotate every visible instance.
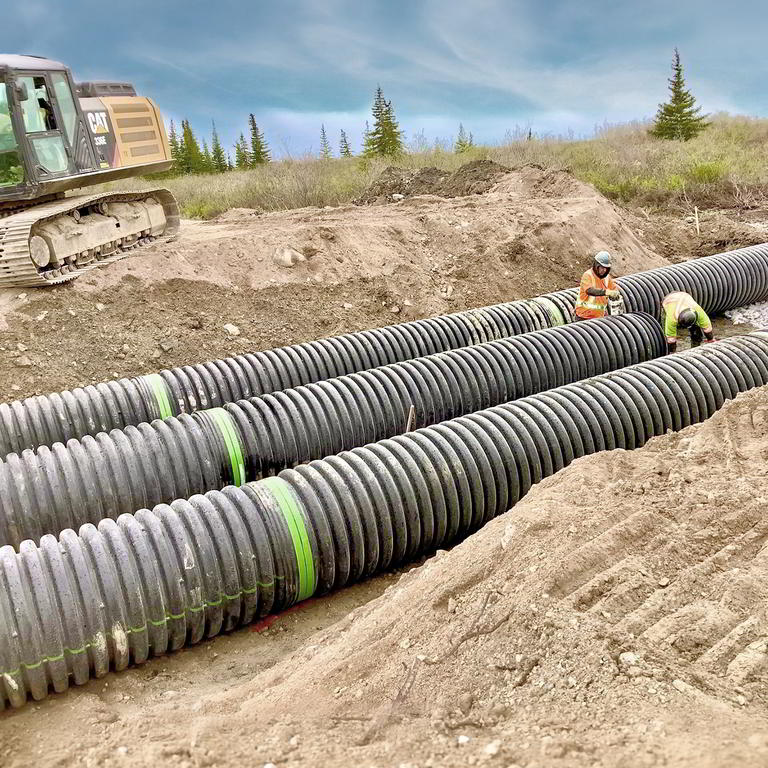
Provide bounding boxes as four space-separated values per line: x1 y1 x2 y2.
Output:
105 114 768 219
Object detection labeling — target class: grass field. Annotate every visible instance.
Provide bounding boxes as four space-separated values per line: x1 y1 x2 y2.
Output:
109 114 768 219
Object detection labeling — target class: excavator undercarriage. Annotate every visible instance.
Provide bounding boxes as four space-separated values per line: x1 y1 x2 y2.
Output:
0 189 179 286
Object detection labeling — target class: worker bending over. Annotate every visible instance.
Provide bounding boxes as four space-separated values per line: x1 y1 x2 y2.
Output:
574 251 620 321
661 291 715 354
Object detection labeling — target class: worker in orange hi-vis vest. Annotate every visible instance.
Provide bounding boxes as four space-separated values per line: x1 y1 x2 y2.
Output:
661 291 715 354
573 251 620 321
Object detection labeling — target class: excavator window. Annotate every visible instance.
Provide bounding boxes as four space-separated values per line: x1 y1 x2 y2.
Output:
18 76 57 133
16 75 69 175
51 73 77 146
0 82 23 188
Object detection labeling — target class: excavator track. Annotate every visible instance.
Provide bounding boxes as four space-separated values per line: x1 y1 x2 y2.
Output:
0 188 179 288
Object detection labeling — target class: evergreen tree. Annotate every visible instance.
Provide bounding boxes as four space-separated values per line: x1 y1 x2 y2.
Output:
234 133 250 169
201 138 213 172
180 120 205 174
319 124 333 159
454 123 474 153
249 114 271 164
364 86 404 157
168 120 182 170
339 129 352 157
361 121 372 155
650 49 710 141
211 121 228 173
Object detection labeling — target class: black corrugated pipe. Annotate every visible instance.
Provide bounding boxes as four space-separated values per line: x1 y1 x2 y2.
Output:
0 297 561 457
3 241 768 458
3 333 768 709
0 314 664 549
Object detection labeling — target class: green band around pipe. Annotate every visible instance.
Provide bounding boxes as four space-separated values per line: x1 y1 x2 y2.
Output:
206 407 246 487
530 297 566 326
260 477 316 602
143 373 174 420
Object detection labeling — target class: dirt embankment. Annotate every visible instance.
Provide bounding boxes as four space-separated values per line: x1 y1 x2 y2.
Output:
2 385 766 768
0 162 675 401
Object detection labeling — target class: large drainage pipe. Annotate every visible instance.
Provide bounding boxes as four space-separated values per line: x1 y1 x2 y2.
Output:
3 242 768 458
0 297 560 458
0 314 664 549
2 333 768 709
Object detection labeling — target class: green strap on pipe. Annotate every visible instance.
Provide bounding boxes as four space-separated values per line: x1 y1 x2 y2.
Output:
206 407 246 487
530 297 566 327
142 373 174 420
261 477 316 602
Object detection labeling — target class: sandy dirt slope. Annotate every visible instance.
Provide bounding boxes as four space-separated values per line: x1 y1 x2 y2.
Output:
1 386 767 768
0 163 678 401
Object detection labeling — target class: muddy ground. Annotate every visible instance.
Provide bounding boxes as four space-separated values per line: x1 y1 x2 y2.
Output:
0 163 766 767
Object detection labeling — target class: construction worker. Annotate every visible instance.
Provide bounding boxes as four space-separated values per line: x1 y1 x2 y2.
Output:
661 291 715 354
573 251 620 321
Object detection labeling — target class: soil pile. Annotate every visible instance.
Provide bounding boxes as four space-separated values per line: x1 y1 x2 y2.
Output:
0 164 670 401
356 159 512 203
625 208 767 264
2 384 766 767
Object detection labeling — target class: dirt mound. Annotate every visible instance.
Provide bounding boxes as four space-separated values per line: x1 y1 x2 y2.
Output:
0 166 669 401
3 386 767 767
438 158 511 196
629 209 768 263
494 163 600 199
355 165 451 203
357 159 510 203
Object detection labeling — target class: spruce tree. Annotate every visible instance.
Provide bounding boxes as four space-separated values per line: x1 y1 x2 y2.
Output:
211 121 228 173
454 123 473 153
319 124 333 159
168 120 182 171
339 129 352 157
364 86 404 157
381 98 404 155
650 49 710 141
249 114 270 164
234 133 250 169
180 120 204 174
201 139 213 172
361 121 373 156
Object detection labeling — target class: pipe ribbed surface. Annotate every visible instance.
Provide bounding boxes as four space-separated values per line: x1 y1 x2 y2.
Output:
0 314 664 549
0 297 559 457
3 241 768 458
3 333 768 708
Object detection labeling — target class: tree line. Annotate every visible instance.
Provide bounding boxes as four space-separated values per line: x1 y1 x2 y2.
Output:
166 86 423 176
165 50 709 177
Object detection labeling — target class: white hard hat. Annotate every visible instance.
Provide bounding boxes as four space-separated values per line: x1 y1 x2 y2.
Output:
594 251 613 268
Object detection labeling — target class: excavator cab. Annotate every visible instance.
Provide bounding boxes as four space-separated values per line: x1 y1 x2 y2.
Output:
0 58 102 202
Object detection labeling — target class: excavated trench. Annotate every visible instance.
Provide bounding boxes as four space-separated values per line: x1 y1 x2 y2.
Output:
1 243 768 709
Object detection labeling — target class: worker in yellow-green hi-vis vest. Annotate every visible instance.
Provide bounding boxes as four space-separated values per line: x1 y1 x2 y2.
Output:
661 291 715 354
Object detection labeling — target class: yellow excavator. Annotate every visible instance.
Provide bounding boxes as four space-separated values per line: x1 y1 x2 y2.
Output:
0 54 179 287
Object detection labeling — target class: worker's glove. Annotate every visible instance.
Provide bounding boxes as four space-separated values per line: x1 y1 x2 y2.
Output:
605 289 620 299
704 337 715 343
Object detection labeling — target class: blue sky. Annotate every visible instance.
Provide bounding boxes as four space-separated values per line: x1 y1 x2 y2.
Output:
2 0 764 157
